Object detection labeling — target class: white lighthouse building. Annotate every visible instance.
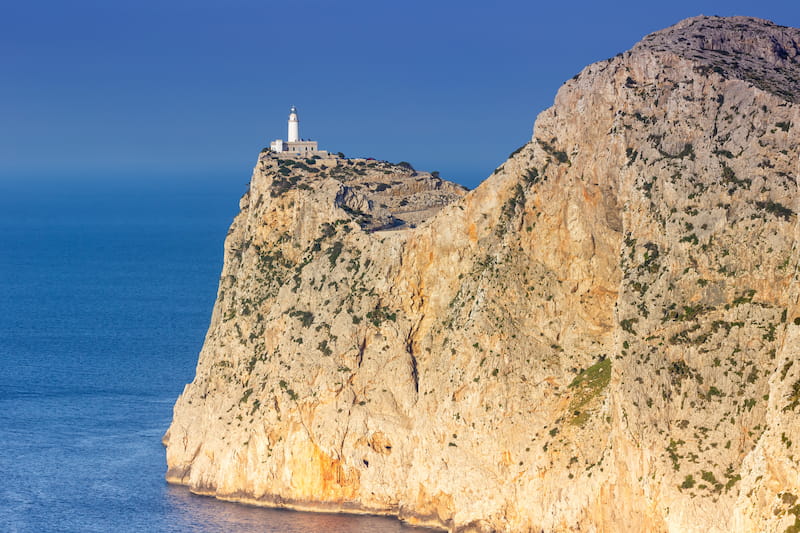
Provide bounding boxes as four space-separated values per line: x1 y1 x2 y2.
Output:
270 106 320 155
287 106 299 142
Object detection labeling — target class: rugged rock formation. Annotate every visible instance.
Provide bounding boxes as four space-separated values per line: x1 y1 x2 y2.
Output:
165 16 800 532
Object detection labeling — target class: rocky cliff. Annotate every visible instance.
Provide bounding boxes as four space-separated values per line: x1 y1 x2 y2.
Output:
165 16 800 532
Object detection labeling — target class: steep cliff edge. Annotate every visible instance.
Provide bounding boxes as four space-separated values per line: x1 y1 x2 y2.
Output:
166 16 800 532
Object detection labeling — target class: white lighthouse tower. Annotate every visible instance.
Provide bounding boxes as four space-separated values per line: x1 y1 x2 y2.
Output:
270 105 320 155
287 105 300 142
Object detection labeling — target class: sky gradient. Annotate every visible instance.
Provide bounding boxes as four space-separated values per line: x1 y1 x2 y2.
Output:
4 0 800 189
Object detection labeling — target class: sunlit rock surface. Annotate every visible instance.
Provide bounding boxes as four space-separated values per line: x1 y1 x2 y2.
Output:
166 16 800 532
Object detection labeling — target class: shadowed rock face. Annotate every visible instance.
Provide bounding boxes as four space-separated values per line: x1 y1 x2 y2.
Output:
166 16 800 532
634 16 800 103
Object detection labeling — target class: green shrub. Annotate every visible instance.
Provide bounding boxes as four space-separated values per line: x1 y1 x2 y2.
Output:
326 241 344 267
240 388 253 403
317 340 333 356
522 167 540 184
366 305 397 327
289 309 314 327
567 358 611 425
756 200 794 221
620 318 638 334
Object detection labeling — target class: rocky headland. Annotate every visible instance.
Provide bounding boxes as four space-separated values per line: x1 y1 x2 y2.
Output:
165 16 800 532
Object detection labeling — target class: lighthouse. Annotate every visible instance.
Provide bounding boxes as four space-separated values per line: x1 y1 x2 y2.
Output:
269 105 321 155
288 105 300 142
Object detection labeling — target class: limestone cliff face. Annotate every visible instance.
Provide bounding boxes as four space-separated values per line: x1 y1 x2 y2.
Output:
166 16 800 532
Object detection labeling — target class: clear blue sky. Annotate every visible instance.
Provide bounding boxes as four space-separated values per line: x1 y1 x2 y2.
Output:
3 0 799 189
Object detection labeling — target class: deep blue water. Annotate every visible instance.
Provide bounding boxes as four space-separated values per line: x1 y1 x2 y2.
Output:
0 178 426 533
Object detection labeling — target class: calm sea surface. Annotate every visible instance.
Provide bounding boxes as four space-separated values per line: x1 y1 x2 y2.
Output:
0 177 427 533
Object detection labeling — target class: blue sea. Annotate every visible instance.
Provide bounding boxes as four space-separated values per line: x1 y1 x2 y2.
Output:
0 177 427 533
